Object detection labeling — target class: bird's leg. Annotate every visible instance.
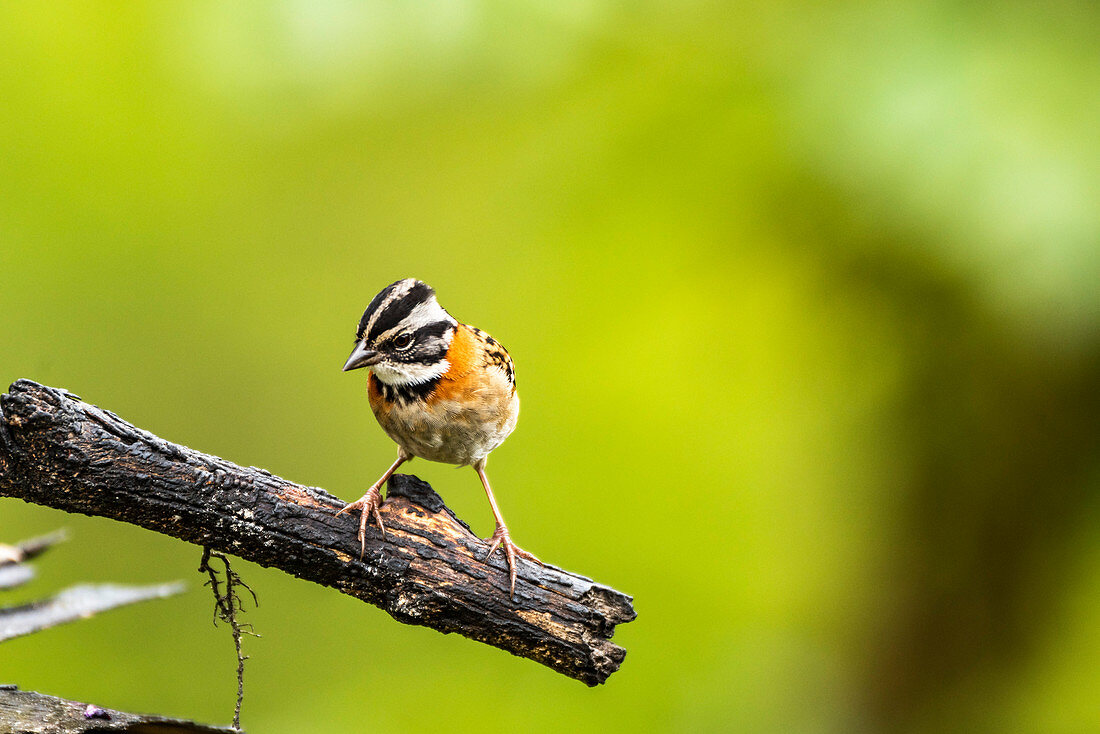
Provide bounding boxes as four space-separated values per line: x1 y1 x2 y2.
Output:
475 462 540 600
336 451 409 558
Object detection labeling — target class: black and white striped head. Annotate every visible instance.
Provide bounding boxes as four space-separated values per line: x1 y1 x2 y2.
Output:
342 279 458 386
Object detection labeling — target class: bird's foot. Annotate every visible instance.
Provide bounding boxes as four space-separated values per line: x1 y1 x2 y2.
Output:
335 484 386 558
484 525 540 600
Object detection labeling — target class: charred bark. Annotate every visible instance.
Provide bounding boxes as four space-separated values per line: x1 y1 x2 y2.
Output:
0 687 235 733
0 380 634 685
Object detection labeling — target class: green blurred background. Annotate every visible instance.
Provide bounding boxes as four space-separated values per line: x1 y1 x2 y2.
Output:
2 2 1099 732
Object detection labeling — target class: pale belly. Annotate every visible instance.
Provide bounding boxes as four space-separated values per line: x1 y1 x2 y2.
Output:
375 393 519 466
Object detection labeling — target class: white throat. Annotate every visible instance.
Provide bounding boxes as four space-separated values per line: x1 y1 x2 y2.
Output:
372 358 449 386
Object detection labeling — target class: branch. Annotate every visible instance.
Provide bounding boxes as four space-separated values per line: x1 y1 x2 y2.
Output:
1 529 68 567
1 529 184 641
0 380 635 685
0 687 234 733
0 582 184 643
0 530 68 589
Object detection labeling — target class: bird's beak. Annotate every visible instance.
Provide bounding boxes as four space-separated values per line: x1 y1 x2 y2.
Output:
343 343 382 372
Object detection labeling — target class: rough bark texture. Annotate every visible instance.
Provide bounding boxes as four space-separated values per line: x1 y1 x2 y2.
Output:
0 687 234 733
0 380 635 685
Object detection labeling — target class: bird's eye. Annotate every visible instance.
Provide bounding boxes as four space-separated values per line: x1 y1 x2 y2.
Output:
393 333 413 350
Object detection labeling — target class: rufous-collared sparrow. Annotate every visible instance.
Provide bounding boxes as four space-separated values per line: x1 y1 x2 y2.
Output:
338 278 538 598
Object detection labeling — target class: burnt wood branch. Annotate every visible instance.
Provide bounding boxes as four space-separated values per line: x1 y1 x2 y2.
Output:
0 380 634 685
0 687 234 733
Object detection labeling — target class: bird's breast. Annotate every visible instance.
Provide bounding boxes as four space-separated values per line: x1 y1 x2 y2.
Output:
366 339 519 466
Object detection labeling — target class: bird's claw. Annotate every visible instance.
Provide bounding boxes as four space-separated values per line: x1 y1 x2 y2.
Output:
484 526 540 600
336 484 386 558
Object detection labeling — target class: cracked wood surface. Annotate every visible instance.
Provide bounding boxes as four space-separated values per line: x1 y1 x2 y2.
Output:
0 687 235 733
0 380 635 685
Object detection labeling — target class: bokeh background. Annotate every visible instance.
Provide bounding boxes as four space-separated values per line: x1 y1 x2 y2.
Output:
2 2 1099 732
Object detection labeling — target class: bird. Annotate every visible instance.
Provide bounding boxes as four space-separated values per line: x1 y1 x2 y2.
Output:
337 278 538 598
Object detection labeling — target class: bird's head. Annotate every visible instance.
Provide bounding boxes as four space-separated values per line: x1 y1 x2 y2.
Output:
343 278 458 387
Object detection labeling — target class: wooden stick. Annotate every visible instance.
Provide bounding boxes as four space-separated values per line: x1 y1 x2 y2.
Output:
0 380 634 685
0 687 234 733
